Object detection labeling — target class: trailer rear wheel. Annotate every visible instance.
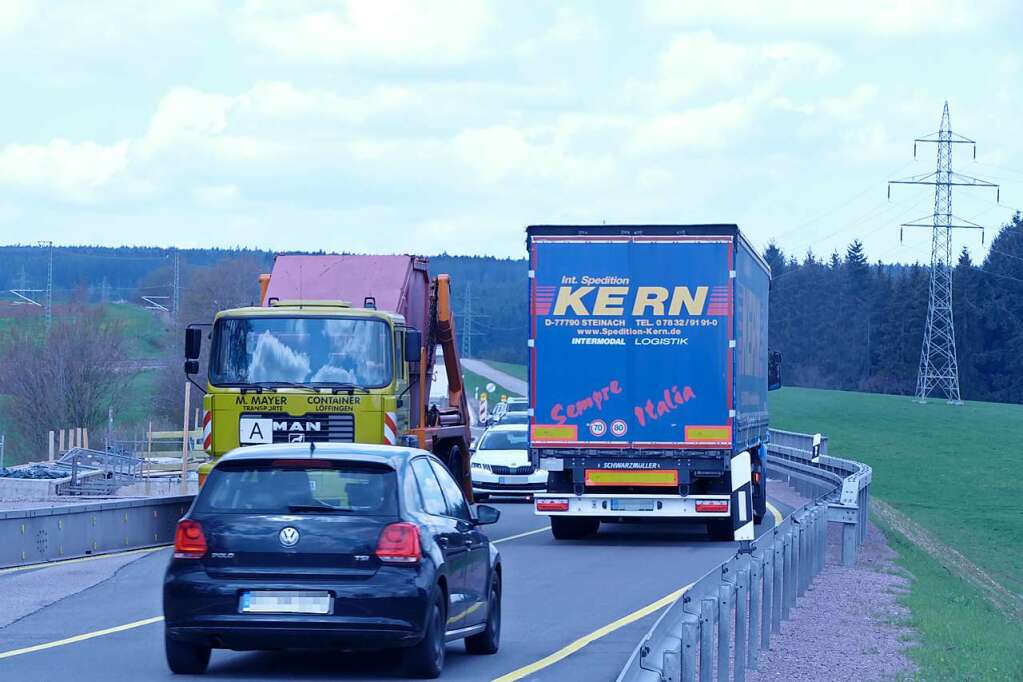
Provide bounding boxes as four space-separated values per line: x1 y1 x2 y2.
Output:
550 516 599 540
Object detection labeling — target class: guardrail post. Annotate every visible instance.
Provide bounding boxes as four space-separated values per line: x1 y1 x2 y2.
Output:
762 540 774 647
700 598 716 682
748 550 762 670
818 503 827 574
842 517 858 567
681 611 700 682
792 520 802 598
798 517 809 596
718 575 733 682
733 560 749 682
772 533 784 634
748 552 765 670
790 526 799 606
783 529 794 619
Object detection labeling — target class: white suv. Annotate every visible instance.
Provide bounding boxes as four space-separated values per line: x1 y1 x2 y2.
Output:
470 424 547 500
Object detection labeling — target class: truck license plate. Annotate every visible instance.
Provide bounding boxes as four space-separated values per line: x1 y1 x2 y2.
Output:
240 591 331 615
610 499 656 512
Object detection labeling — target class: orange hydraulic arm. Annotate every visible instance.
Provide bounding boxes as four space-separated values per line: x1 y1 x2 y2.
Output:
435 274 466 410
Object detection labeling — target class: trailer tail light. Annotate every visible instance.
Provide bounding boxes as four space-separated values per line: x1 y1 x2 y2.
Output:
376 523 422 564
174 520 208 559
695 500 729 513
536 499 570 512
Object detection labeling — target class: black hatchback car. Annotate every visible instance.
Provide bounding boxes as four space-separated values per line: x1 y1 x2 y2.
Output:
163 443 502 679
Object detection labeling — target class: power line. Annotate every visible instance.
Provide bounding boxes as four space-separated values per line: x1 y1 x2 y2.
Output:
888 101 1000 405
38 241 53 329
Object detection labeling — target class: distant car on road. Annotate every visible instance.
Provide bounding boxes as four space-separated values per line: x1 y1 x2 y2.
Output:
163 443 502 679
504 397 528 413
494 411 528 425
470 424 548 500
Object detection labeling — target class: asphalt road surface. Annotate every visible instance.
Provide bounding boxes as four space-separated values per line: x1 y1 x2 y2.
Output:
0 493 793 682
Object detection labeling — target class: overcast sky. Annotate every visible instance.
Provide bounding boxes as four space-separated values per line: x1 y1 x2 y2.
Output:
1 1 1021 262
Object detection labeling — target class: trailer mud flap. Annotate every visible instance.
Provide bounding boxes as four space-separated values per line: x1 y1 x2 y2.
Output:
731 450 754 540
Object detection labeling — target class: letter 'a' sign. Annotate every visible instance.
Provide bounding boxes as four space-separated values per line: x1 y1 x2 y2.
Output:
239 418 273 444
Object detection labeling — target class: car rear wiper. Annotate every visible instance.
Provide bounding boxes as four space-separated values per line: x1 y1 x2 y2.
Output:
287 504 351 514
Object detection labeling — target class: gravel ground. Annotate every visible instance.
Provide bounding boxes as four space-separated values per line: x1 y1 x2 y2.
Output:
750 481 917 682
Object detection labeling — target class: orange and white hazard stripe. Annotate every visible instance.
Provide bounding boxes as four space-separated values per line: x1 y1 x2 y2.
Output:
383 412 398 446
202 410 212 452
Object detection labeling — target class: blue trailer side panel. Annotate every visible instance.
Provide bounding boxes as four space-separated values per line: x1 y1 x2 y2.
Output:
529 236 733 449
733 237 771 451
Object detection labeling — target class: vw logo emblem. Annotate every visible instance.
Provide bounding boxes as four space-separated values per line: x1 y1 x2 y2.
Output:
279 527 300 547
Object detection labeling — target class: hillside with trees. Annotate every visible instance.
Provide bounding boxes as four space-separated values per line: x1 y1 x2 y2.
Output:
1 215 1021 464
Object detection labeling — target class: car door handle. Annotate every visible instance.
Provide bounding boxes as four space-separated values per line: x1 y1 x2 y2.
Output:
464 537 474 547
437 537 449 548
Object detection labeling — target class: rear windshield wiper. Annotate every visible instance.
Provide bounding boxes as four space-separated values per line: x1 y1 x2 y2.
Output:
287 504 351 514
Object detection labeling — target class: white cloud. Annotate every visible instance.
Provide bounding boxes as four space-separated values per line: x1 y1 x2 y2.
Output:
645 0 1005 35
657 31 839 100
192 184 241 205
451 125 615 186
0 0 32 34
0 139 130 202
629 100 752 153
237 0 493 65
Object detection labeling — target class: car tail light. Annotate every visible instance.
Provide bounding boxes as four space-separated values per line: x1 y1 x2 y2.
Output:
695 500 729 513
752 471 762 485
376 523 421 564
174 520 208 558
536 499 570 512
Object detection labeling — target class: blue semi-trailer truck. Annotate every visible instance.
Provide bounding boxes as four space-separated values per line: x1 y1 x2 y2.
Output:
526 225 781 540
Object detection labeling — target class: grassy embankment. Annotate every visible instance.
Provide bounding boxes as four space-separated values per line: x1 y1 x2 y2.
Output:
483 360 528 382
770 387 1023 681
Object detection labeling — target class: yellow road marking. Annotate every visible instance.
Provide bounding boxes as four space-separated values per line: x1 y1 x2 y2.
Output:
0 616 164 660
767 501 784 525
0 546 169 577
492 526 550 544
490 582 694 682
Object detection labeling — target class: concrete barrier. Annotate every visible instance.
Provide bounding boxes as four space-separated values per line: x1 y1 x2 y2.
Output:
0 495 194 569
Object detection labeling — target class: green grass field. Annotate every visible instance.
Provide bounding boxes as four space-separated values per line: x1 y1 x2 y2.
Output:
462 368 520 404
484 360 527 382
771 387 1023 680
105 303 169 359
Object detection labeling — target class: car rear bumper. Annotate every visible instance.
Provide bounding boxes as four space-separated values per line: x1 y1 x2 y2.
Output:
166 620 420 650
164 564 433 650
532 493 732 517
471 470 548 495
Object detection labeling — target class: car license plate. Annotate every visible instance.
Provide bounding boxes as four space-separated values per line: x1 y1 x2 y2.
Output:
610 499 656 512
239 591 332 615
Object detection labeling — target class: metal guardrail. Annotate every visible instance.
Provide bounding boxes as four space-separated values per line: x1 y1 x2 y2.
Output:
0 495 193 569
618 429 872 682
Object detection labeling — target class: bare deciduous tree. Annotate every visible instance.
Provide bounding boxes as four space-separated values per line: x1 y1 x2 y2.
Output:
0 306 134 461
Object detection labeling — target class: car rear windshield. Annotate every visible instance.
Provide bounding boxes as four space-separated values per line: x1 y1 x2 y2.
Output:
195 460 398 515
478 429 528 450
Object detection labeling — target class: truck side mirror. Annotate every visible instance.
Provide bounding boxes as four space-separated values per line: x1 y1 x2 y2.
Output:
768 351 782 391
405 328 423 363
185 327 203 360
184 359 200 375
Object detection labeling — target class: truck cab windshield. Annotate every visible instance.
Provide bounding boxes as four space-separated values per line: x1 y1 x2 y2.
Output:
210 316 393 388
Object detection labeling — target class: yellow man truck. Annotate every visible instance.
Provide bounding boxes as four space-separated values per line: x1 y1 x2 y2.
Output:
184 255 473 495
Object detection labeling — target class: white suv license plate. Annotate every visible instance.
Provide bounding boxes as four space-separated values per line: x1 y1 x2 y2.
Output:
240 591 332 615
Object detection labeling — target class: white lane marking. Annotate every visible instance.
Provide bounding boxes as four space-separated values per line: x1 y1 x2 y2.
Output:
492 526 551 544
0 617 164 659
